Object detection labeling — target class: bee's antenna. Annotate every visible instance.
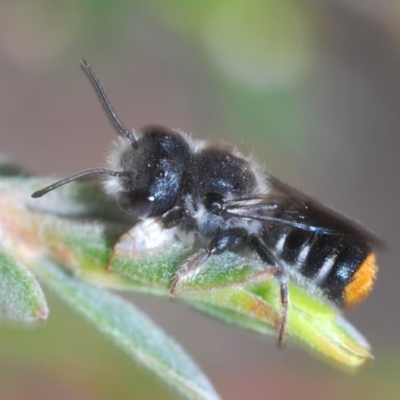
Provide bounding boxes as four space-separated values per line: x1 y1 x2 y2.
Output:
80 59 138 147
31 168 123 198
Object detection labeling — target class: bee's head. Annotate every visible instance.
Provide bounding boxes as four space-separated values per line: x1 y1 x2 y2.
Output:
31 60 189 219
31 126 189 218
106 126 189 218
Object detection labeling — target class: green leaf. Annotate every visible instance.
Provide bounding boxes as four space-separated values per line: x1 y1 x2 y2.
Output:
109 227 372 368
109 225 373 369
176 280 372 369
32 258 221 400
0 245 48 322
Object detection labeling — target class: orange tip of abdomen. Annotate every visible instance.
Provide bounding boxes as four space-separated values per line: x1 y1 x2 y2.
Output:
343 252 378 307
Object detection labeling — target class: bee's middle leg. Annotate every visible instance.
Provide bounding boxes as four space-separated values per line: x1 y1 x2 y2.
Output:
170 228 248 294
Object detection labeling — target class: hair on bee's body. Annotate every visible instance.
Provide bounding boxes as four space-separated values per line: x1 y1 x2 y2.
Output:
32 60 380 344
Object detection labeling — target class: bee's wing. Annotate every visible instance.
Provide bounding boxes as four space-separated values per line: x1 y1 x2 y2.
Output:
224 175 383 247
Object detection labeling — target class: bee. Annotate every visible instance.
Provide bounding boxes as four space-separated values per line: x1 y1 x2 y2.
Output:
32 60 380 344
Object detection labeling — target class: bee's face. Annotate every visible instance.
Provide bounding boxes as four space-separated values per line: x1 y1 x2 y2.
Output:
112 126 190 218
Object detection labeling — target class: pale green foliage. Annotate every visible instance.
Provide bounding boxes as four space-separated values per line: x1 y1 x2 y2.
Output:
34 259 220 400
0 246 48 322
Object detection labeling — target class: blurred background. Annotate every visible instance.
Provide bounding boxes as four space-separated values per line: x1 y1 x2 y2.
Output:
1 0 400 399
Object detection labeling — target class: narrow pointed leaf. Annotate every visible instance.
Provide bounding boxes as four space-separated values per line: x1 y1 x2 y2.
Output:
32 258 221 400
111 229 373 368
0 246 48 322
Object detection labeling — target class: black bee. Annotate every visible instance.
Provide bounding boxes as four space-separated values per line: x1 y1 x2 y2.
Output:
32 60 379 344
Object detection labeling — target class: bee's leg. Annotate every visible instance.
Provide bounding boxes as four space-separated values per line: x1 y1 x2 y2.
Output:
248 235 289 346
275 267 289 346
162 207 184 228
162 206 198 233
170 228 248 294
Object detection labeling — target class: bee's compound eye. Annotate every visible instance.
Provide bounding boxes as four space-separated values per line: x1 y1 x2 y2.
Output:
116 192 152 217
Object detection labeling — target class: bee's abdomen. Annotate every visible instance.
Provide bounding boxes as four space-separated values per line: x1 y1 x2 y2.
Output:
268 227 378 307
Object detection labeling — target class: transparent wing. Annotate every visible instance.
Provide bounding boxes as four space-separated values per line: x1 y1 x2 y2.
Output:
223 175 383 246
